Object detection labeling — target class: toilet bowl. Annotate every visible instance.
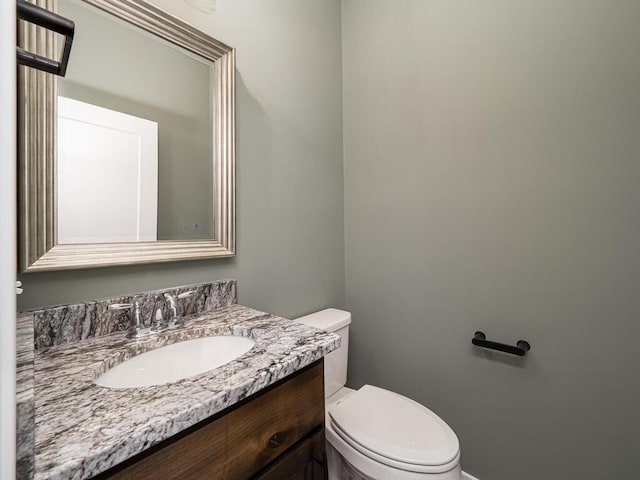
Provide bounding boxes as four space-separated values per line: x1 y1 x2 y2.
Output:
295 309 462 480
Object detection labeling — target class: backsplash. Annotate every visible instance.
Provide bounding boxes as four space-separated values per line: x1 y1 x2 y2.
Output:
27 280 237 349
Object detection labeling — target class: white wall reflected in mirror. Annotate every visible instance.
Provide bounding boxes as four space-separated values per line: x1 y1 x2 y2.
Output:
57 96 158 244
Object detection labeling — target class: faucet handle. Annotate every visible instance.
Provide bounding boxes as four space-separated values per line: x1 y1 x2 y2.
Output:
177 290 196 300
109 301 146 338
163 292 177 303
109 302 135 310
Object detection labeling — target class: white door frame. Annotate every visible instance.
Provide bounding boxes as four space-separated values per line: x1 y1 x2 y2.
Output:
0 0 17 478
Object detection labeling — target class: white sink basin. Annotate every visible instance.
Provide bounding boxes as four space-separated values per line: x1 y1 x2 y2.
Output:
95 336 255 388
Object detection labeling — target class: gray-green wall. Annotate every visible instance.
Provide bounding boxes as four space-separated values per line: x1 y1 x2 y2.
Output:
19 1 640 478
343 1 640 479
18 0 345 318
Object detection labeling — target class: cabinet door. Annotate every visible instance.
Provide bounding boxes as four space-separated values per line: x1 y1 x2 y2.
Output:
253 429 326 480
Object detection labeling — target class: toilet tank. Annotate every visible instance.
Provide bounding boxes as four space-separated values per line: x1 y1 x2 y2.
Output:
294 308 351 398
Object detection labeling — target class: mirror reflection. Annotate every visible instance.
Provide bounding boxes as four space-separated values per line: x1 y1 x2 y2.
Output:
57 0 214 243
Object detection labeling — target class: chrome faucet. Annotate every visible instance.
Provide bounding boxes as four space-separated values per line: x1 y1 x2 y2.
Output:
108 290 196 339
163 290 196 329
149 294 167 332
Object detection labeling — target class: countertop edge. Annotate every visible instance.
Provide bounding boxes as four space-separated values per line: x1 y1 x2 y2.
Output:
17 312 36 480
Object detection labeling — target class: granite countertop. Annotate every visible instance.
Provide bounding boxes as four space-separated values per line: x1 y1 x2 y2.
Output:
17 313 35 480
33 304 340 480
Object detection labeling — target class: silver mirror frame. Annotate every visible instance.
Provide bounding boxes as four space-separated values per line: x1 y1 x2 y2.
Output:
18 0 235 272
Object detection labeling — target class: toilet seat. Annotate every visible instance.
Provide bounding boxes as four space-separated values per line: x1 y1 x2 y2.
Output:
328 385 460 474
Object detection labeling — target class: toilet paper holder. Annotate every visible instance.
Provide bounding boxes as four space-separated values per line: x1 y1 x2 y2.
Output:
472 331 531 357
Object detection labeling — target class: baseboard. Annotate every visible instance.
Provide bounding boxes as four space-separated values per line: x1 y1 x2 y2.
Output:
462 472 480 480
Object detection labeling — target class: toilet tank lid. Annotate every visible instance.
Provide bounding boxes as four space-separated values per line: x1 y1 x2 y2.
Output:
294 308 351 332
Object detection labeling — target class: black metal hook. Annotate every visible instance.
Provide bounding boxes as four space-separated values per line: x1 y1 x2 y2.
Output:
17 0 75 76
472 331 531 357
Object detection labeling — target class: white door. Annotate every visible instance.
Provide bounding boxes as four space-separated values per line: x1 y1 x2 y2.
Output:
57 96 158 243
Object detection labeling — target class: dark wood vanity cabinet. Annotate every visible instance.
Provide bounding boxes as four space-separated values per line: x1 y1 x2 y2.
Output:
96 360 326 480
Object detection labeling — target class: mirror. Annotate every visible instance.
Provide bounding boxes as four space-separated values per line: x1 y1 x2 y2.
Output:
18 0 235 272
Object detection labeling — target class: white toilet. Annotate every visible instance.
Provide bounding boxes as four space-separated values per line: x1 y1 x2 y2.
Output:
295 309 462 480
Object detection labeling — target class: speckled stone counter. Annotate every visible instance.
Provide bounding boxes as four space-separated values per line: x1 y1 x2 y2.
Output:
33 304 340 480
17 312 35 480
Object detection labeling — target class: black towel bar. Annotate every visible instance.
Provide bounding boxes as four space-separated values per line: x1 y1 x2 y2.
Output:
472 331 531 357
17 0 75 76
